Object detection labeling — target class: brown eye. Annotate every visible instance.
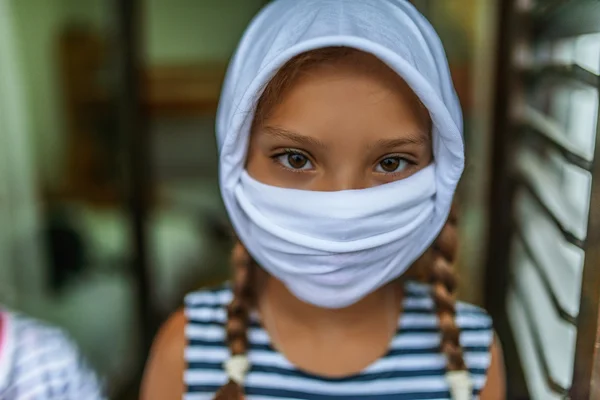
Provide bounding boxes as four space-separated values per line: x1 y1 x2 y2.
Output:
287 153 308 169
274 150 313 170
380 158 400 172
376 157 408 173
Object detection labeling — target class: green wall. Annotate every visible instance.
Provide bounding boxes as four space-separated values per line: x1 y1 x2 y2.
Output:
146 0 265 64
10 0 68 189
9 0 265 190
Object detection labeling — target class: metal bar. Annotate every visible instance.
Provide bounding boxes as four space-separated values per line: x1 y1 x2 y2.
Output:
518 176 585 248
513 223 578 325
523 64 600 91
484 0 530 397
114 0 155 357
530 0 571 19
485 0 517 320
534 1 600 40
569 53 600 400
520 106 593 166
511 275 571 396
544 64 599 88
521 127 592 171
592 311 600 400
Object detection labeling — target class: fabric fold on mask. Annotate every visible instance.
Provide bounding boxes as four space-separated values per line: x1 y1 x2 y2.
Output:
235 166 436 249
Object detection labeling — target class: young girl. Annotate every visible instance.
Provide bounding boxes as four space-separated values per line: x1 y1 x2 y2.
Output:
0 310 104 399
142 1 505 399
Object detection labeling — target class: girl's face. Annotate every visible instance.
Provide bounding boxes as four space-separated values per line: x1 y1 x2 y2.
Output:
246 51 432 191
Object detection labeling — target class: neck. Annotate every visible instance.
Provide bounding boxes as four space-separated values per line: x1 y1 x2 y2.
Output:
258 274 403 339
256 274 404 377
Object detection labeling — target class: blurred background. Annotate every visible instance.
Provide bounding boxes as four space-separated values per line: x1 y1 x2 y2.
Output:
0 0 599 399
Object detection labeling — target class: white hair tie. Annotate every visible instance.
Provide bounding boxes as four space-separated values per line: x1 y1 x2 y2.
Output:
446 370 473 400
224 355 250 385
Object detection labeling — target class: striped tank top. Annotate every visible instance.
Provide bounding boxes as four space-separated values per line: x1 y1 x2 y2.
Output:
184 282 493 400
0 311 104 399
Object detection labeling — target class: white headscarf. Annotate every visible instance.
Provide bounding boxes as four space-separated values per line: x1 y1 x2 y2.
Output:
216 0 464 308
216 3 472 395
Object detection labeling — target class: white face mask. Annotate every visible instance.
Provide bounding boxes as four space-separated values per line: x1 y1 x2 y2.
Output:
234 166 438 308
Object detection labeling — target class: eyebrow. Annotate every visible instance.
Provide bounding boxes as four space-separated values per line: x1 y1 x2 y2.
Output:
368 133 430 150
262 126 329 149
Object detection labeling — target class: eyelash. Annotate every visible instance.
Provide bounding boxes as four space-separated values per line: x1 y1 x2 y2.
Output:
271 149 417 174
270 149 314 172
374 154 417 175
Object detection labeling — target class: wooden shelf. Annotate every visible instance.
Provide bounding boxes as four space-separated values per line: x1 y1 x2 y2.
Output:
144 63 227 117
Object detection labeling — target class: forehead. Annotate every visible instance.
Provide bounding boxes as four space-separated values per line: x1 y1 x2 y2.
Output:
261 52 430 142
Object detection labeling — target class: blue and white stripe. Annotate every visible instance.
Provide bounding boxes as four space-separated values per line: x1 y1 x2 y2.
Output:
0 312 105 400
184 283 493 400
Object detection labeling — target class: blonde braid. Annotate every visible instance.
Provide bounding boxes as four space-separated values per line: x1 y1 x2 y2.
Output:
431 205 472 399
213 243 255 400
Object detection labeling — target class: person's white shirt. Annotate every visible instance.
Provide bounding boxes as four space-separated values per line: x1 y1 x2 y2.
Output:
0 310 105 399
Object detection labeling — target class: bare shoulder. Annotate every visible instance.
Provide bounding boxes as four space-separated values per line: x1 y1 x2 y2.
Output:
479 334 506 400
141 309 187 400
